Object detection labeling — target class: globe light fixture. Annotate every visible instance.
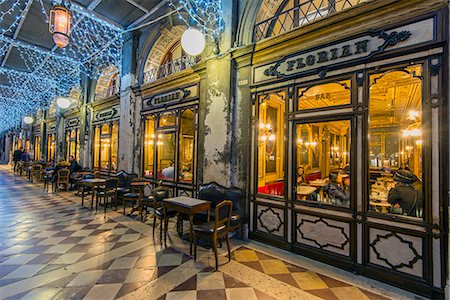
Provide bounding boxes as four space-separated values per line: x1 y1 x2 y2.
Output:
49 5 72 48
181 28 205 56
56 97 71 109
23 116 33 124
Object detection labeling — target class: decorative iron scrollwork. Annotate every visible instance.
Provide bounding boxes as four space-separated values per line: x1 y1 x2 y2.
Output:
264 65 281 77
371 30 411 52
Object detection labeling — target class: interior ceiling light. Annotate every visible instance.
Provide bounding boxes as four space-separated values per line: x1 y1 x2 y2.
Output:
181 28 205 56
49 5 72 48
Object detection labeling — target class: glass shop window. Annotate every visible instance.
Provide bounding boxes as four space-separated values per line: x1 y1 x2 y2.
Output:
65 129 79 161
111 123 118 172
158 112 176 127
143 117 155 177
94 127 100 169
143 107 197 182
179 109 195 182
295 120 351 208
100 124 111 170
368 65 424 218
34 136 41 160
47 133 55 162
157 132 176 181
93 122 119 172
297 79 351 111
257 91 285 196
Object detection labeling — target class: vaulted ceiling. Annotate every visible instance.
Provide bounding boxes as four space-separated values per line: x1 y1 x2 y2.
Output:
0 0 170 131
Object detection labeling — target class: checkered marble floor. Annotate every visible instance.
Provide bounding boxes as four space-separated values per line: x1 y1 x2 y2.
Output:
0 166 396 300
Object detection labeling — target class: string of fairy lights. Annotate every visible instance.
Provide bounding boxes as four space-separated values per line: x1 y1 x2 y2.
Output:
0 0 123 132
0 0 223 133
170 0 224 41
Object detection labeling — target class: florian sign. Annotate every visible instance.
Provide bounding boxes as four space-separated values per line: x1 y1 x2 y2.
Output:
143 84 199 111
253 18 436 83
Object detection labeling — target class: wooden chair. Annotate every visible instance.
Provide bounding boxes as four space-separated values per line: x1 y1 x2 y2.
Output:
152 187 177 244
55 169 70 192
31 164 42 183
139 184 154 221
95 178 118 213
194 200 233 270
122 178 144 215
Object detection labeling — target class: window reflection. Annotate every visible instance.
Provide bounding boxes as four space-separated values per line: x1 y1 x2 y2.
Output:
368 65 423 218
257 92 285 196
296 120 351 207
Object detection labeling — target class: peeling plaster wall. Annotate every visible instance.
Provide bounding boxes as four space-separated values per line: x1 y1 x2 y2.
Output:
118 32 140 173
202 60 232 186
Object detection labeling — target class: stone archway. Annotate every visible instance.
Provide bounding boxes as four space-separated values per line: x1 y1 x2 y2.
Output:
94 65 120 100
143 25 187 80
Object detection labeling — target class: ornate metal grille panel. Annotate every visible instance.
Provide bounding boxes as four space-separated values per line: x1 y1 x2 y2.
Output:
144 55 199 83
254 0 370 42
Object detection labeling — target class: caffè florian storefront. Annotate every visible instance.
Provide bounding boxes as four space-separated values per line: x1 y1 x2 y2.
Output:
248 9 447 298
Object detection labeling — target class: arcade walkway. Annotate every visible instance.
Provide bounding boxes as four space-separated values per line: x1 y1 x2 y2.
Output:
0 166 420 300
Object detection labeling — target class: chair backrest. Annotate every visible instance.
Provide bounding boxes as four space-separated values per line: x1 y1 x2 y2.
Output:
32 164 42 173
57 169 70 181
153 187 170 202
104 178 119 190
198 182 243 211
214 200 233 232
143 184 153 197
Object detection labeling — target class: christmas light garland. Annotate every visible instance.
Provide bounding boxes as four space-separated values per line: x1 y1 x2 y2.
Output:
169 0 224 41
0 0 123 132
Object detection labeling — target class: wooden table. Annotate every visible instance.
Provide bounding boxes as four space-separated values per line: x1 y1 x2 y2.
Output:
296 185 317 200
163 196 211 255
79 178 107 208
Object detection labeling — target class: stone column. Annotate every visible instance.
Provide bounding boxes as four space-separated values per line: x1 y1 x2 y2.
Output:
198 0 238 187
118 31 140 173
78 74 91 168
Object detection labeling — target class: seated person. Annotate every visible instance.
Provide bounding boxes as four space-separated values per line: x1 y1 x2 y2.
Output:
388 169 423 217
161 163 175 179
69 156 82 174
297 166 306 185
323 171 350 206
52 159 70 182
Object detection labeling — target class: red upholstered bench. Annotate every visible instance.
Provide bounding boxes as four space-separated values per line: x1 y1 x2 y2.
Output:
258 181 284 196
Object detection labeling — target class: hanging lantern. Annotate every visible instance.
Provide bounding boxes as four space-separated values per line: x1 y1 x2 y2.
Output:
181 28 205 56
49 5 72 48
23 116 33 124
